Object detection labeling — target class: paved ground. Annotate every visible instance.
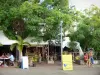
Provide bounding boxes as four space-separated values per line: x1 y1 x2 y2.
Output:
0 65 100 75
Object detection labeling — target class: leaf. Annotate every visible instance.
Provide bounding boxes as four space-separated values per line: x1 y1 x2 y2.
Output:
68 42 77 49
17 45 23 52
0 43 3 46
23 42 31 47
10 43 17 51
16 35 23 45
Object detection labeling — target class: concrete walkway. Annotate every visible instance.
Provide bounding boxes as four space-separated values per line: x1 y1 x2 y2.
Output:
0 65 100 75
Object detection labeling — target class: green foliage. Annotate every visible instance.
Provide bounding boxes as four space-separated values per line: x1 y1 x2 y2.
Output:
69 5 100 51
0 0 75 42
68 42 77 50
53 0 69 10
0 0 28 39
63 51 68 55
10 35 31 52
0 43 3 46
0 0 27 9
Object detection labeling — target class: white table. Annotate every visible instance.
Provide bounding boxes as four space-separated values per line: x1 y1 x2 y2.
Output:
0 57 9 67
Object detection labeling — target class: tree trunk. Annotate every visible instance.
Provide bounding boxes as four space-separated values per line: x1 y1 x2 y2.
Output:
76 42 84 59
19 51 23 62
48 44 49 61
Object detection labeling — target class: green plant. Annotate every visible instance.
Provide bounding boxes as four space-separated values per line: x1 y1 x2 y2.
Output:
63 51 68 55
0 43 3 46
10 35 31 61
69 5 100 51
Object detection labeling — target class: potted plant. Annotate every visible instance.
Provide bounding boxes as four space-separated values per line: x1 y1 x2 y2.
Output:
93 52 100 65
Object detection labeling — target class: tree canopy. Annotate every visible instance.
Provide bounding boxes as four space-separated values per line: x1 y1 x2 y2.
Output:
0 0 76 42
69 5 100 51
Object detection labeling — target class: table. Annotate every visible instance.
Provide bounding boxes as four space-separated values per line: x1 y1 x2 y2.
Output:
0 57 9 67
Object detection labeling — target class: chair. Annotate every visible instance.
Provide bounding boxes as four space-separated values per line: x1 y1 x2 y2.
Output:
0 61 3 66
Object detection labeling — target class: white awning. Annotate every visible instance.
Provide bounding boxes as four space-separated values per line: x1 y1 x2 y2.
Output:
0 31 16 45
24 37 48 45
0 30 48 45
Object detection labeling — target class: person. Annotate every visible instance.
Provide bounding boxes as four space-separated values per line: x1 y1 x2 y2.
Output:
54 53 57 61
0 53 5 67
75 53 80 65
1 53 5 58
39 53 42 63
8 53 15 66
88 50 94 67
32 53 38 67
84 53 89 66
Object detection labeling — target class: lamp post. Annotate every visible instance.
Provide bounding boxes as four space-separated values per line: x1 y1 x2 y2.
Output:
60 20 63 65
15 31 18 62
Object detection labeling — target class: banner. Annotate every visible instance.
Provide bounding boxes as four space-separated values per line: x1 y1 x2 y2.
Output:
62 55 73 70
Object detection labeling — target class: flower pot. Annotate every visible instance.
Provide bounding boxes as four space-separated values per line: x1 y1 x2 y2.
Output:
94 60 100 65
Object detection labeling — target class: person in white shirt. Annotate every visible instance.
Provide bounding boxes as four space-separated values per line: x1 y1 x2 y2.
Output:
8 53 15 66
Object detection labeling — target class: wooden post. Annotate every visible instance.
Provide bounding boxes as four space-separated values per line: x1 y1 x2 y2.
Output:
42 46 45 60
48 44 49 61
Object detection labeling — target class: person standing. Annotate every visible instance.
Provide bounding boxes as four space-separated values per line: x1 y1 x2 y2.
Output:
39 53 42 63
84 53 89 66
75 53 80 65
88 50 94 67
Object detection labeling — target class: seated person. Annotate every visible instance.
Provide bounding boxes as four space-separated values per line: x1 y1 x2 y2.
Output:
1 53 5 58
8 53 15 66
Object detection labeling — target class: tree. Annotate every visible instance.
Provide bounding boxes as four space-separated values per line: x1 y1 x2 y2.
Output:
0 43 3 46
40 0 78 41
0 0 28 39
0 0 76 43
10 35 31 61
69 5 100 51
